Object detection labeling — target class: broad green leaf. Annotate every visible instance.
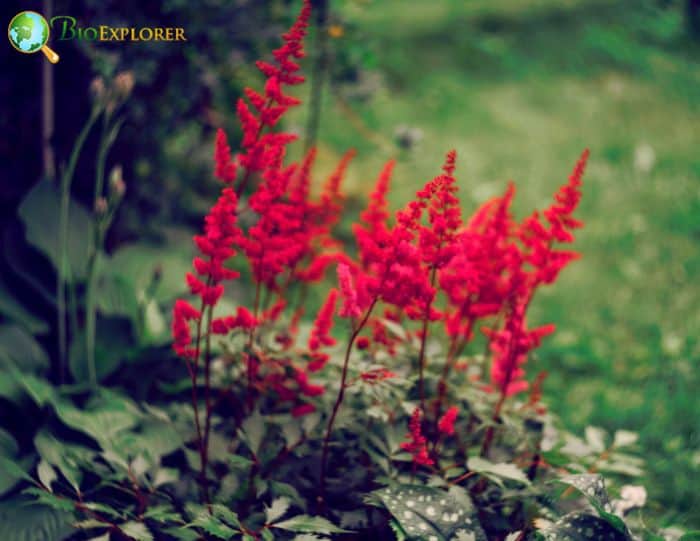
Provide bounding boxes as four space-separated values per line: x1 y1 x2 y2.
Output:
265 497 290 524
18 180 93 279
53 393 140 448
121 521 153 541
272 515 350 535
0 497 74 541
68 317 135 383
466 457 530 486
0 276 48 334
0 325 49 371
375 485 486 541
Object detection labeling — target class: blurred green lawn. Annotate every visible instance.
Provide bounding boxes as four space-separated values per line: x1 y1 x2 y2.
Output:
288 0 700 529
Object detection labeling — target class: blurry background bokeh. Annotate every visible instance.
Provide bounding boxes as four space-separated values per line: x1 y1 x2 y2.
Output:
1 0 698 531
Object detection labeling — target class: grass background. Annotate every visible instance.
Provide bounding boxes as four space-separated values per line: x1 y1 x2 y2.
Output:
287 0 700 529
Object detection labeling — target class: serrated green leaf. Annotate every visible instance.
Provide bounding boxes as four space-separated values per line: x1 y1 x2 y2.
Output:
121 521 153 541
211 504 240 528
265 497 290 524
23 487 76 513
273 515 350 534
188 514 238 539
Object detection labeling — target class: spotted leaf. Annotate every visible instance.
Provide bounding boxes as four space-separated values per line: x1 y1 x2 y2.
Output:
540 512 632 541
376 485 486 541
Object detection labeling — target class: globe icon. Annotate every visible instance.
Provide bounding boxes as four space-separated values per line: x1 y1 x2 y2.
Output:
8 11 59 63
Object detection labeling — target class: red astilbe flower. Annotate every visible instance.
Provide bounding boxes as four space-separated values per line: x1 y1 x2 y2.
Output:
172 300 201 359
519 149 589 286
236 0 311 178
337 263 362 318
484 299 555 397
309 288 338 351
437 406 459 436
440 183 519 345
353 160 395 269
214 128 238 184
400 408 433 466
186 187 243 307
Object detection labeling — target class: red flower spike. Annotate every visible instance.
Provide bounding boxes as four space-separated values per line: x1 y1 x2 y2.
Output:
438 406 459 436
214 128 238 183
400 408 433 466
337 263 362 318
309 288 339 351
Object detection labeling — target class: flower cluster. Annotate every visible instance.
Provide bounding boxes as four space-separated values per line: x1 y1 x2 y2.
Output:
171 0 588 453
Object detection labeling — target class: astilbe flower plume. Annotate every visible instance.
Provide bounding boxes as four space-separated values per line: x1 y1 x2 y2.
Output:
400 408 433 466
437 406 459 436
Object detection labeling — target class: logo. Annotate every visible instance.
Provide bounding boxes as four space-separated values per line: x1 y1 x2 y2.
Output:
8 12 187 63
8 11 59 63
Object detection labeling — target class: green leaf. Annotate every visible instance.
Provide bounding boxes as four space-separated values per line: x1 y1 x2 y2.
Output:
121 521 154 541
53 392 140 448
612 430 638 449
18 180 93 280
240 409 265 455
272 515 350 535
13 372 56 406
0 497 74 541
466 457 530 487
68 317 135 383
265 497 290 524
34 429 88 494
37 460 57 492
377 485 486 540
187 513 238 539
23 487 76 513
680 532 700 540
0 276 48 334
540 512 631 541
584 426 607 454
0 455 34 486
211 504 241 528
0 325 49 371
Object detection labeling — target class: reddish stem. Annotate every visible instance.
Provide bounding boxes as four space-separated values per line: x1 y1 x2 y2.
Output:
319 298 377 508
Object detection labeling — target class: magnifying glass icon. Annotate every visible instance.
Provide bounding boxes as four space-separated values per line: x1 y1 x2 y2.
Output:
8 11 60 64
